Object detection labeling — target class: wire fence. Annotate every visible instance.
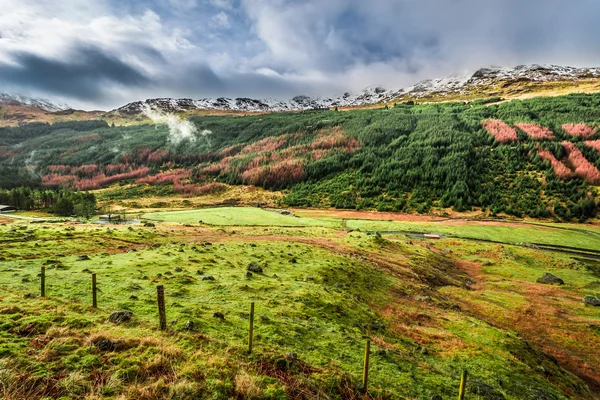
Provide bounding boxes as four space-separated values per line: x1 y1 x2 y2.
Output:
34 266 469 397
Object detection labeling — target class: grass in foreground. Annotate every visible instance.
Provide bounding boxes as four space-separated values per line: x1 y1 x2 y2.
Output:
0 210 599 399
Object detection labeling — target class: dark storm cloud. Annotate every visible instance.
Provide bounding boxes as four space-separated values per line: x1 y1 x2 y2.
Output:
0 46 151 101
4 0 600 109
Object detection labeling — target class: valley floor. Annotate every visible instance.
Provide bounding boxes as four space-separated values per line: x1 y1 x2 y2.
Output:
0 207 599 399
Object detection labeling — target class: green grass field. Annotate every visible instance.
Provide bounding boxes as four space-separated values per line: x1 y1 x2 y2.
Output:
1 208 600 399
345 219 600 251
143 207 342 228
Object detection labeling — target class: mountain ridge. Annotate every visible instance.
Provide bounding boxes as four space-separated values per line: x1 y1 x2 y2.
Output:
3 64 600 126
108 64 600 116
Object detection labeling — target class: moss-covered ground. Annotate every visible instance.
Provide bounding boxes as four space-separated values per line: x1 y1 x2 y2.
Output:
0 209 599 399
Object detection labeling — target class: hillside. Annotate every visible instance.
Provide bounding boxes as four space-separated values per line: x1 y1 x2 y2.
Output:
3 65 600 127
1 93 600 222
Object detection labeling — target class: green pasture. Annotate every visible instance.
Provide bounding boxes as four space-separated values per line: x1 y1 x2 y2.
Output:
142 207 341 228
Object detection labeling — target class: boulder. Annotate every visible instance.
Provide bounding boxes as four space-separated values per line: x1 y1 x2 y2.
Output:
202 275 215 281
247 263 263 273
213 312 225 320
109 310 133 324
184 320 196 331
77 255 90 261
584 295 600 306
536 273 564 285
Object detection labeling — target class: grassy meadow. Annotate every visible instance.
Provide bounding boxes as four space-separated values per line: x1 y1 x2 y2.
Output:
0 207 599 399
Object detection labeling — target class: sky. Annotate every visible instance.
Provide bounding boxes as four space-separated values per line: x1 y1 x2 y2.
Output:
0 0 599 110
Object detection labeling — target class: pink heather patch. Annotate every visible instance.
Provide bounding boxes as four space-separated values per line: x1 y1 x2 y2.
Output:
563 141 600 184
563 124 597 138
136 169 192 185
482 120 518 143
311 127 361 151
241 159 304 186
42 167 151 190
241 136 287 154
537 150 574 179
221 144 243 157
514 123 554 140
584 140 600 152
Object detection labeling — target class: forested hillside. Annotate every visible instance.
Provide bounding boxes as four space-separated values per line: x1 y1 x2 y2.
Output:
1 94 600 220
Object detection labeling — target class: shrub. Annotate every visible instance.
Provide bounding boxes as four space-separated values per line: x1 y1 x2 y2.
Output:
537 149 573 179
562 142 600 184
563 124 597 138
514 123 554 140
482 120 518 143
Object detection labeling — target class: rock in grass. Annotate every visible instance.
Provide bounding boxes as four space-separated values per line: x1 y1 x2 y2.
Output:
77 255 90 261
536 273 564 285
202 275 215 281
109 310 133 324
174 267 183 272
184 320 196 331
259 315 270 322
245 271 253 278
584 295 600 306
247 263 263 273
213 312 225 320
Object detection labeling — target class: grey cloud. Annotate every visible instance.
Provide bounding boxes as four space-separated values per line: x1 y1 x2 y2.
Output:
0 46 150 101
5 0 600 109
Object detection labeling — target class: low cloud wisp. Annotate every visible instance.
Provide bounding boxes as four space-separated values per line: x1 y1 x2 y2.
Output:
141 105 198 146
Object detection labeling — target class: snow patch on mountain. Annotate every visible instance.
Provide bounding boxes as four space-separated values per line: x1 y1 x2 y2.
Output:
108 64 600 115
0 92 70 112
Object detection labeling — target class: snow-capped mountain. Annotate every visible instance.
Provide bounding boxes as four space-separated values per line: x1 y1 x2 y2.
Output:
111 86 396 115
109 64 600 115
0 92 69 112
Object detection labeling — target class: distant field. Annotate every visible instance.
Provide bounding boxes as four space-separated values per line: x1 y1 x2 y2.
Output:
143 207 342 228
141 207 600 252
346 219 600 251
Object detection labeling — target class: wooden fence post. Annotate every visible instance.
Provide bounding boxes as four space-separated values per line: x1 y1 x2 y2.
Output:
92 273 97 308
458 370 467 400
40 266 45 297
248 302 255 354
157 285 167 331
362 339 370 393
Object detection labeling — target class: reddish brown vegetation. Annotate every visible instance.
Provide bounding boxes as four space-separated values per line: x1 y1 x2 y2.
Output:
563 141 600 184
137 169 191 185
241 158 305 186
584 140 600 152
514 123 554 140
121 148 171 165
563 124 597 138
537 150 574 179
41 128 362 191
198 127 361 188
43 167 150 190
0 146 18 158
310 127 361 151
482 120 518 143
220 144 243 157
241 136 287 154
